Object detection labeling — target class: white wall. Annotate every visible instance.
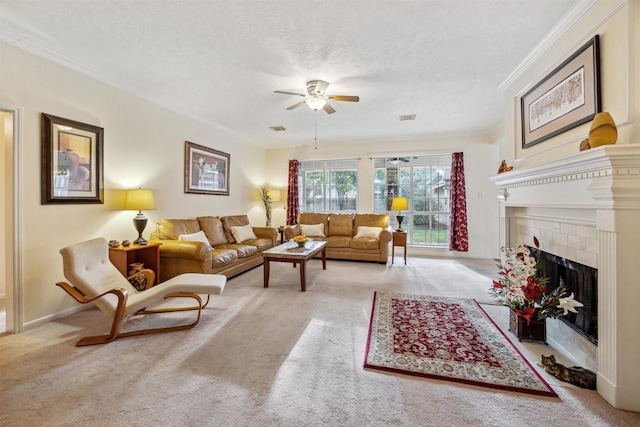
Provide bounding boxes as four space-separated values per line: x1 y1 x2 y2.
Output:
0 42 268 326
503 0 639 167
266 135 501 259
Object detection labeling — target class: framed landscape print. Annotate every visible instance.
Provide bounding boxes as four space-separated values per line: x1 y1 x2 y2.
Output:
41 113 104 204
521 35 600 149
184 141 230 195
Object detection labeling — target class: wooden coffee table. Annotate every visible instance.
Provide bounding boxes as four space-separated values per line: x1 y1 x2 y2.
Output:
262 240 327 291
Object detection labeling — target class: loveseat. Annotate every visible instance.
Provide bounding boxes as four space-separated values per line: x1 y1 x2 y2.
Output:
283 212 391 263
150 215 277 280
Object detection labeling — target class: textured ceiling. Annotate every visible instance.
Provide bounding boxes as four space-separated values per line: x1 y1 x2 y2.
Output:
0 0 582 148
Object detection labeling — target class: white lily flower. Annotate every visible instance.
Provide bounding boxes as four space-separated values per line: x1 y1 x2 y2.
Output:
557 293 584 315
507 270 519 282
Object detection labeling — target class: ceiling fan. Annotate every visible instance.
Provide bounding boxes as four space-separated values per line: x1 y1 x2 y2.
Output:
274 80 359 114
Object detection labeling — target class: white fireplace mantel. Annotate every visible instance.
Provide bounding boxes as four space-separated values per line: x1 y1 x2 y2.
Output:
490 145 640 210
490 144 640 412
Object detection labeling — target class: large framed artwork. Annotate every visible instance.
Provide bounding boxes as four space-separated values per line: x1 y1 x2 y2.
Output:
41 113 104 204
521 35 600 149
184 141 230 195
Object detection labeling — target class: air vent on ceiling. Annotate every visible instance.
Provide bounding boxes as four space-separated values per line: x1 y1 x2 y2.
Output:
269 126 286 132
399 114 416 121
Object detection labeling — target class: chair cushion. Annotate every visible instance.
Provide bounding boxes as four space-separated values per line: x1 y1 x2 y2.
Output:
197 216 228 246
231 224 258 243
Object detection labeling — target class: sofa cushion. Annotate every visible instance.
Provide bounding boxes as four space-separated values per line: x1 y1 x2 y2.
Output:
354 226 383 239
300 223 325 237
217 244 258 258
197 216 228 246
154 219 201 240
178 230 211 246
231 224 258 243
242 238 274 251
298 212 329 232
329 213 354 236
221 215 250 243
354 213 389 229
323 236 351 248
210 248 239 268
350 237 381 250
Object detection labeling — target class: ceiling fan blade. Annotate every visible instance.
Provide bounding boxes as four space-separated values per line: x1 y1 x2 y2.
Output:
274 90 306 97
323 102 336 114
328 95 359 102
286 100 306 110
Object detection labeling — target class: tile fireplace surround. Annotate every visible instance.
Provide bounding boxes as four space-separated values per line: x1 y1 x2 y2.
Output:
491 145 640 412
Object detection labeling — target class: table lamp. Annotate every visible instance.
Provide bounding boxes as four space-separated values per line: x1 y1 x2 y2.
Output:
267 189 281 202
391 197 408 232
124 188 156 244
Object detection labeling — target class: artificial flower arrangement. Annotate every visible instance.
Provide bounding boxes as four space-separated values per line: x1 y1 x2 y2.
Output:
490 236 583 321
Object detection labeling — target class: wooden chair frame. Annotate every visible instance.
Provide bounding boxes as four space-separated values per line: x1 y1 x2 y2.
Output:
56 282 211 347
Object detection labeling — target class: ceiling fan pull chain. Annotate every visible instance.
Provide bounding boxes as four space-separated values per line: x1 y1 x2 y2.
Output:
314 114 318 150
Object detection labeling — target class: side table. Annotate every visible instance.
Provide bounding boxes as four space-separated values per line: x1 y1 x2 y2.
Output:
109 242 161 285
392 231 407 265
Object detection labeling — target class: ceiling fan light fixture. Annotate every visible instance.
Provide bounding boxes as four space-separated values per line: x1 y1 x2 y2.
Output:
305 97 327 111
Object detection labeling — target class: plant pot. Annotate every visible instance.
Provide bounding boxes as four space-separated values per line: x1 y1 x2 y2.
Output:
509 309 547 343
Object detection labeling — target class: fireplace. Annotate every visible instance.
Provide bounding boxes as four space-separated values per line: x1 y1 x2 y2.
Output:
491 145 640 411
536 249 598 344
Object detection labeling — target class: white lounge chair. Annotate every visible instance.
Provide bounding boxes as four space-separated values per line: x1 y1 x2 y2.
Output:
57 237 226 346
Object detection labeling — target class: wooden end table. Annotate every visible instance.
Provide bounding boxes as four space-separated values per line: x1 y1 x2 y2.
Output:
109 242 161 285
392 231 407 265
262 240 327 291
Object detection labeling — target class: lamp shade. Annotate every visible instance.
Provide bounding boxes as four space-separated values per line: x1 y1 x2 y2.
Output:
124 189 156 211
391 197 408 211
267 189 281 202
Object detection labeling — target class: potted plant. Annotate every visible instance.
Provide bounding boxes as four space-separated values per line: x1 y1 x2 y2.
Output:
490 237 583 342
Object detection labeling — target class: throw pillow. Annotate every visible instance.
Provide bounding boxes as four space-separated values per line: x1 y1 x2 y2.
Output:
231 224 257 243
354 226 383 239
300 223 325 237
178 230 211 247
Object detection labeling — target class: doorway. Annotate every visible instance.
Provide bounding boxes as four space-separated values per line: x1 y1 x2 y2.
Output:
1 106 22 335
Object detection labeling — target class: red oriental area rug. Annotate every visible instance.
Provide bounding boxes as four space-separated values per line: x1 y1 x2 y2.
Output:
364 292 557 397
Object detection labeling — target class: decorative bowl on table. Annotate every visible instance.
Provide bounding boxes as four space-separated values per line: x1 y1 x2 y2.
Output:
292 235 310 247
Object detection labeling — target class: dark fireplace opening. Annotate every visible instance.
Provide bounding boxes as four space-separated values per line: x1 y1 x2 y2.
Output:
535 249 598 344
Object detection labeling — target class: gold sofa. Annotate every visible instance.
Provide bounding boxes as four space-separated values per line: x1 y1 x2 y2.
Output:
150 215 277 280
284 212 391 263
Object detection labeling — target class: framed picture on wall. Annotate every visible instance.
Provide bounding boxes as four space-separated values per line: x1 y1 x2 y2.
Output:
41 113 104 204
521 35 600 149
184 141 230 195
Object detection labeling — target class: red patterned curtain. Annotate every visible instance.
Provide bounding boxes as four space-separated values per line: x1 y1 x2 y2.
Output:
286 160 299 225
449 152 468 251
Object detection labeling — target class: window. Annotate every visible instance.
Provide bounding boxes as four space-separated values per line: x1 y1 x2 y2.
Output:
299 159 358 212
373 155 451 246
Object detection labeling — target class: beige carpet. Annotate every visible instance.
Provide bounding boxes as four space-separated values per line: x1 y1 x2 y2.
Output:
1 256 638 426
